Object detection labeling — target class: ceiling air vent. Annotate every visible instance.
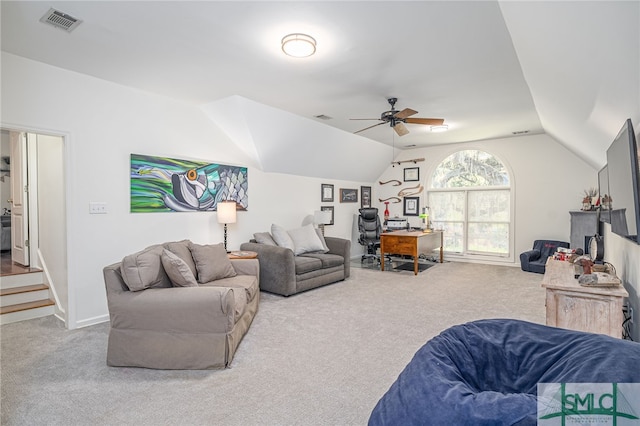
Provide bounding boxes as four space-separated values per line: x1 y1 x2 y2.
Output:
512 130 530 135
40 8 82 32
314 114 333 120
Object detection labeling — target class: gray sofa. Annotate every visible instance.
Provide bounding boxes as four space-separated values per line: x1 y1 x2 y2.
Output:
103 240 259 370
240 231 350 296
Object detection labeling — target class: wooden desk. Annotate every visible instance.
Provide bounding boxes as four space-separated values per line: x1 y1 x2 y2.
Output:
380 230 443 275
542 258 628 338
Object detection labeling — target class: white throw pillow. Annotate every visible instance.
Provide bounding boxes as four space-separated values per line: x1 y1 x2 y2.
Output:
271 224 295 251
288 224 326 255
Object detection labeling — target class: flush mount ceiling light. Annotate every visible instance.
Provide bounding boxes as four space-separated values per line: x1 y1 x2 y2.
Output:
430 124 449 132
281 33 316 58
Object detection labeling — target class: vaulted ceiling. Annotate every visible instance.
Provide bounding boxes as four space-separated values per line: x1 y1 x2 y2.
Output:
2 1 638 180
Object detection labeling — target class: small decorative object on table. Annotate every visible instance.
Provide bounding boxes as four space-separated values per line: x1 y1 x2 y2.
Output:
581 187 598 211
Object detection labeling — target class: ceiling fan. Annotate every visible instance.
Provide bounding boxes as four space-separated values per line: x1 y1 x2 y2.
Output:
351 97 444 137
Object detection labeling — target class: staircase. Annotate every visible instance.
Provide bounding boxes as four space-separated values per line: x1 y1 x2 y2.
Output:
1 268 55 325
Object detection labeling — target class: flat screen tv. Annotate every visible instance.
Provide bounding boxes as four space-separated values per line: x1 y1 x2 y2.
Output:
605 118 640 244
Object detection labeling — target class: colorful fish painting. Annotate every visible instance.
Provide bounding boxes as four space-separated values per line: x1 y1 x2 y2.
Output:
130 154 248 212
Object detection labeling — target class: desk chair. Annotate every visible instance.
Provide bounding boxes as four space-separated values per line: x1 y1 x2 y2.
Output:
358 208 383 262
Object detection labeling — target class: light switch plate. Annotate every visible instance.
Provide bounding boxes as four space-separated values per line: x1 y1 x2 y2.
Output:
89 202 107 214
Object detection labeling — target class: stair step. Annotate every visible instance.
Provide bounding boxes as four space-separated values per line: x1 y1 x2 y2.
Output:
0 298 55 315
0 271 44 289
0 283 49 296
1 286 51 307
0 303 55 325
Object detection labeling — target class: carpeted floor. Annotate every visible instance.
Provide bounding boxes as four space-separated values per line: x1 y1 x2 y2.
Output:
1 262 546 425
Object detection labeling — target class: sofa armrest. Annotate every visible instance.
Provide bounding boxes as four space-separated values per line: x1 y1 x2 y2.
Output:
520 249 541 262
107 286 236 334
519 249 541 271
240 242 297 296
324 237 351 279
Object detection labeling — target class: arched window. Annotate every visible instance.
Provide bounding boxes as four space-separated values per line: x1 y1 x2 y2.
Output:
428 150 512 257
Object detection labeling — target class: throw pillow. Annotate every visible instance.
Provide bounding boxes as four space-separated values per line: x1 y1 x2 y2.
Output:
160 249 198 287
121 245 172 292
254 232 277 246
189 242 237 283
288 223 327 255
164 240 198 278
271 224 295 251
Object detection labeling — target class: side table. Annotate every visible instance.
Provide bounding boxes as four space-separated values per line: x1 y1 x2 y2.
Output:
228 251 258 259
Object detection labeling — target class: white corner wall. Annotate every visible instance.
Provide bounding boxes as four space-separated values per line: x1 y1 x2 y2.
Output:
35 133 67 316
1 52 368 328
603 224 640 341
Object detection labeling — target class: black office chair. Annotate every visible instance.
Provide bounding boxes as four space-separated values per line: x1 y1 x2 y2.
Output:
358 208 382 262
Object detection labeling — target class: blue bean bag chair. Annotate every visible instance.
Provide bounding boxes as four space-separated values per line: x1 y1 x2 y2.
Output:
369 319 640 425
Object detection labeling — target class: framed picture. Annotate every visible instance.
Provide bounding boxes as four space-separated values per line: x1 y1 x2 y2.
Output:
320 206 334 225
404 167 420 182
403 196 420 216
360 186 372 208
340 188 358 203
130 153 248 213
321 183 334 202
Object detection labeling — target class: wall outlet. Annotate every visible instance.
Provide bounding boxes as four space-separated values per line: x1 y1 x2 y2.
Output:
89 202 107 214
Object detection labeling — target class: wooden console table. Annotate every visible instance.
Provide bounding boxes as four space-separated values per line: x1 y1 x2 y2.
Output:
542 258 628 338
380 230 443 275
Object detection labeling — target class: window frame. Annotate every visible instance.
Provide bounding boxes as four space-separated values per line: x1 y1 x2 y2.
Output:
427 149 515 263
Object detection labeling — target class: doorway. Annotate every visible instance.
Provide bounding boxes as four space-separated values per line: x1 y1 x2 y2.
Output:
0 128 67 322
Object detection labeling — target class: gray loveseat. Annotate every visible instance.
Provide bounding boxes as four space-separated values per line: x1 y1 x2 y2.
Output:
103 239 259 370
240 224 350 296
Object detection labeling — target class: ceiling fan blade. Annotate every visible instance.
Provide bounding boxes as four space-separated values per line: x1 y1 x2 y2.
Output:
404 117 445 126
394 122 409 136
354 122 386 134
394 108 418 119
350 118 382 121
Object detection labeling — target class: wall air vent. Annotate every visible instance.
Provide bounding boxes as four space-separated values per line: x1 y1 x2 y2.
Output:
40 8 82 32
314 114 333 120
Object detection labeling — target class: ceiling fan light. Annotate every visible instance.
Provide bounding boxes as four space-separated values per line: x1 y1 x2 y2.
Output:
430 124 449 132
281 33 316 58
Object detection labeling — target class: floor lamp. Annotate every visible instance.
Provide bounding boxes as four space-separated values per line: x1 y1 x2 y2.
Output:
217 201 237 252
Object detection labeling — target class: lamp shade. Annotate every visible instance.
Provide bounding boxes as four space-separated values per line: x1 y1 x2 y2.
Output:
314 210 332 225
217 201 237 224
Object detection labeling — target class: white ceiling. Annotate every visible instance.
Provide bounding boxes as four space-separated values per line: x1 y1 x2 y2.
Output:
1 1 638 178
